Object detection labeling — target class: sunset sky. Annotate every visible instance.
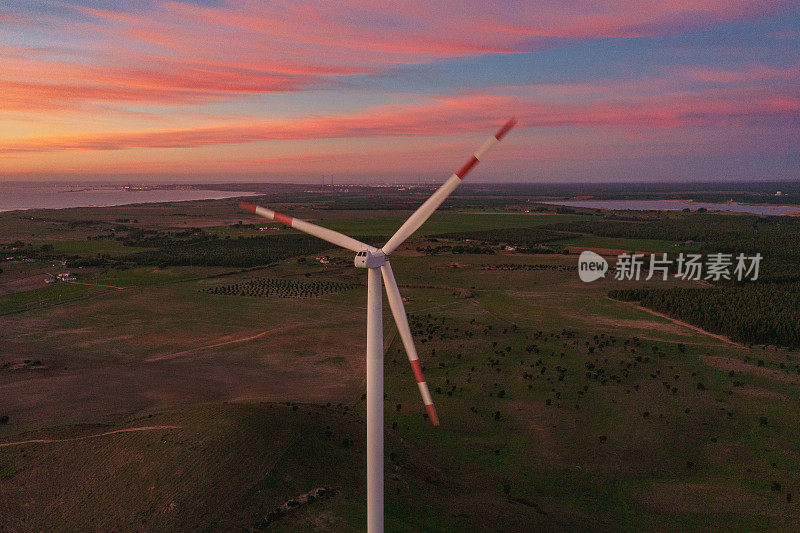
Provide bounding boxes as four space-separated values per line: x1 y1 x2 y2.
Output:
1 1 798 183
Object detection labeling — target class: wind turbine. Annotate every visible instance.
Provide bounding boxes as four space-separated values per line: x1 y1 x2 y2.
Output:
240 118 516 532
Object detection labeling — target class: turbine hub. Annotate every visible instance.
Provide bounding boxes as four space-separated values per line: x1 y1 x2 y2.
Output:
354 250 386 268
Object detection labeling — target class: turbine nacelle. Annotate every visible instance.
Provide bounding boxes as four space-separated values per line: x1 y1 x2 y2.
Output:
355 250 387 268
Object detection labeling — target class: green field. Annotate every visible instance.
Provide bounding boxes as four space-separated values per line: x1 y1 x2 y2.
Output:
560 235 701 253
50 239 150 256
1 198 798 531
205 212 588 240
319 212 589 236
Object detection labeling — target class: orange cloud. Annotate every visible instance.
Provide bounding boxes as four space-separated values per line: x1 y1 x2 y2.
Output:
2 88 797 154
0 49 316 112
3 0 791 115
2 1 796 180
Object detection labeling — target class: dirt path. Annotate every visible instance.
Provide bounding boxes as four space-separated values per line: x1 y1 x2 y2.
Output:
0 425 181 448
66 281 126 290
637 335 725 347
146 320 328 362
632 304 741 346
701 355 800 384
610 298 740 346
146 329 278 362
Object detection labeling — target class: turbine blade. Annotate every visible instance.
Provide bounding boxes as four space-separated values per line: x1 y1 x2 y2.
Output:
381 118 517 255
380 261 439 426
240 202 374 253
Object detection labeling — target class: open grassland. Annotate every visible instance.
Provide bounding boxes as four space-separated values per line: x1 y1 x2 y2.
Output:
314 212 589 237
209 211 588 238
1 199 799 531
559 235 701 254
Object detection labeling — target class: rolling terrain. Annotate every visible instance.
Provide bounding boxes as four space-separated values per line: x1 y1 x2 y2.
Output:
1 194 799 530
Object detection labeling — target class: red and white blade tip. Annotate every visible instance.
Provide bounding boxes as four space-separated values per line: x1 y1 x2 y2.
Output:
495 118 517 140
410 358 439 426
426 404 440 426
240 201 257 213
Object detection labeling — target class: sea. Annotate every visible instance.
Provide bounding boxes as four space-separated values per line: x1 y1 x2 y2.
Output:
0 182 258 212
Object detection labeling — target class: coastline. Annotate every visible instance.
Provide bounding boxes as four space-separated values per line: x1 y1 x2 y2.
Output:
0 186 259 214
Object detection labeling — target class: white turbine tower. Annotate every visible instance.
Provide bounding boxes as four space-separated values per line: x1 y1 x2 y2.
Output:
240 118 516 532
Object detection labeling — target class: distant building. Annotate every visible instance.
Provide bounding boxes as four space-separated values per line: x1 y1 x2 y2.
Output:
504 245 517 252
57 272 76 282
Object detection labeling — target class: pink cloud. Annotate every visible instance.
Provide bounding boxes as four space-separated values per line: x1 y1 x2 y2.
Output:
2 0 796 180
2 88 797 154
0 48 318 111
2 0 792 115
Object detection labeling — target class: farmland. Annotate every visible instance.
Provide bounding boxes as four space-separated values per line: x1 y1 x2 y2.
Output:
1 191 799 531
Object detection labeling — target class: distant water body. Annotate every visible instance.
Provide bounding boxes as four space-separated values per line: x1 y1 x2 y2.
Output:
0 183 258 212
543 199 800 216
